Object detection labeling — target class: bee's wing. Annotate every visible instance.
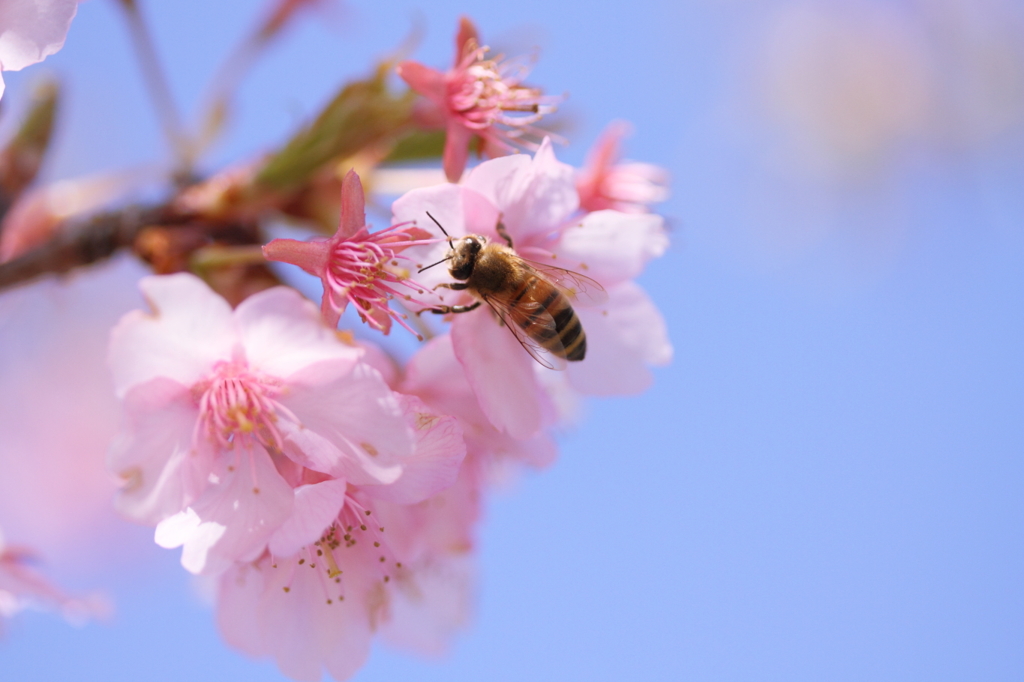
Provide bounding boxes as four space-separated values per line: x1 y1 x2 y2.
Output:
520 258 608 306
481 293 568 371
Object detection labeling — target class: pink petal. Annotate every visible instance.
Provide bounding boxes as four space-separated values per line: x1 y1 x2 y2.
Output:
380 553 474 656
553 210 668 288
567 281 672 395
454 16 479 65
277 361 411 484
109 274 236 397
217 548 378 681
362 395 466 505
404 335 556 466
357 339 400 389
233 286 360 380
463 137 579 243
452 310 543 439
443 121 474 183
158 446 294 575
0 0 78 74
396 60 447 104
106 377 206 525
337 170 367 240
154 508 227 574
261 237 330 279
267 478 347 558
217 562 266 657
402 334 464 399
371 456 482 562
390 184 500 306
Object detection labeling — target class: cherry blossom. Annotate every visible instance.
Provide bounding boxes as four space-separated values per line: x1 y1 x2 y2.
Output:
397 17 558 182
392 139 672 439
576 121 670 214
263 170 436 335
214 395 468 680
403 334 557 469
0 0 79 101
107 273 419 572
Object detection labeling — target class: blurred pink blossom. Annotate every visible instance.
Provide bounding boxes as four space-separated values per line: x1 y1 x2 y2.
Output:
0 255 149 569
0 526 109 626
576 121 670 214
397 17 558 182
0 0 78 101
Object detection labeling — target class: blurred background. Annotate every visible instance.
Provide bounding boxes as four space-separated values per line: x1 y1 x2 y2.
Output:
1 0 1022 680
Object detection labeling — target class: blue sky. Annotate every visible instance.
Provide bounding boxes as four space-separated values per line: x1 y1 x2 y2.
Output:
1 0 1022 680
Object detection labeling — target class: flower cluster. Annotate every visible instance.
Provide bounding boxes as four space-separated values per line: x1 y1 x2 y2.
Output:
109 131 669 677
0 8 671 682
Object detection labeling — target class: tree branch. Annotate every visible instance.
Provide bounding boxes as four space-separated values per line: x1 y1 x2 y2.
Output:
0 204 172 291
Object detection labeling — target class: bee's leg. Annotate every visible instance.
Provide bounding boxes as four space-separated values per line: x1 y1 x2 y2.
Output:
418 282 480 315
422 301 482 315
496 216 514 249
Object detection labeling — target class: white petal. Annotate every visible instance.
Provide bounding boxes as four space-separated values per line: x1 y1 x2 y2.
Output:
106 377 207 524
362 395 466 505
0 0 78 74
234 286 360 379
173 447 294 575
380 554 474 656
279 361 411 484
464 138 578 242
267 478 347 558
452 310 544 439
567 282 672 395
109 274 236 397
554 210 668 288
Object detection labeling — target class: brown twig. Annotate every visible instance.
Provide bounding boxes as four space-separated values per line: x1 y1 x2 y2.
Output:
0 204 170 290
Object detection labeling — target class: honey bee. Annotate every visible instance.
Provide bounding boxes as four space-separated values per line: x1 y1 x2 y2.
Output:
419 212 606 369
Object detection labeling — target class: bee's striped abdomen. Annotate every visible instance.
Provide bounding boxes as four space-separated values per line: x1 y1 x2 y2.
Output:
509 274 587 362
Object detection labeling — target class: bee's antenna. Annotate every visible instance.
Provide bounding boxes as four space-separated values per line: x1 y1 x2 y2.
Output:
418 255 452 273
425 211 455 249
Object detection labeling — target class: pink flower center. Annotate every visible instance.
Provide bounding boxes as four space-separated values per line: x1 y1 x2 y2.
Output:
327 239 393 295
193 361 287 451
276 494 400 610
448 46 547 131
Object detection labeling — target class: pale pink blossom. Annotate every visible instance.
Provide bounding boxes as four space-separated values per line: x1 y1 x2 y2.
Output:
397 17 558 182
0 254 151 568
263 170 436 335
107 274 419 572
403 334 557 469
392 139 672 439
0 0 78 101
576 122 670 214
215 396 467 680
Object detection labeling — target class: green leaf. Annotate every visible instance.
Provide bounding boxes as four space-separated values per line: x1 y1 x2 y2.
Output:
256 64 414 191
383 129 446 163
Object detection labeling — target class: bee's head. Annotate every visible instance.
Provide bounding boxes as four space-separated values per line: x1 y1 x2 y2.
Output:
448 235 485 280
